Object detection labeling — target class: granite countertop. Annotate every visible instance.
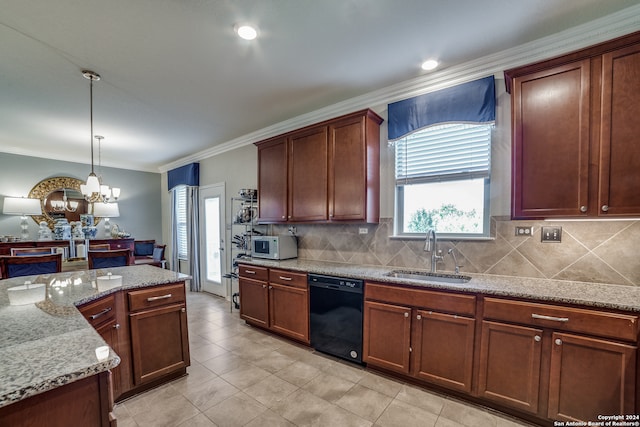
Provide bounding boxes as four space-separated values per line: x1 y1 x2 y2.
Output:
240 258 640 313
0 265 190 409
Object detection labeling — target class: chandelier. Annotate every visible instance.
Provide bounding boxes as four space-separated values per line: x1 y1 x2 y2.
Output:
50 188 79 212
79 70 120 203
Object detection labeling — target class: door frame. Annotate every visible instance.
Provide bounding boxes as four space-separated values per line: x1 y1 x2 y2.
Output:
199 183 226 297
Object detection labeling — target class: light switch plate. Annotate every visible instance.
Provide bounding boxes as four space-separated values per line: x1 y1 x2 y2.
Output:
541 226 562 242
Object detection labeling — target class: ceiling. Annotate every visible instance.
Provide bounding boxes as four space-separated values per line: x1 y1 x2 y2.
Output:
1 0 639 172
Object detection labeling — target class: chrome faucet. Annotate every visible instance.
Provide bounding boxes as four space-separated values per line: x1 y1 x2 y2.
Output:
424 229 443 273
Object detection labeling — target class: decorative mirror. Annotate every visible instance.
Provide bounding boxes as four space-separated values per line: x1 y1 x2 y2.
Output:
28 176 101 229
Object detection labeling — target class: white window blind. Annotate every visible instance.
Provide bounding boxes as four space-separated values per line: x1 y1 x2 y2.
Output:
395 123 492 184
176 186 188 259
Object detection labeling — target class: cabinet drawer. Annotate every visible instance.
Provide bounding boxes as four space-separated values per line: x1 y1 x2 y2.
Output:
128 283 186 312
269 269 307 289
365 282 475 317
238 264 269 281
79 294 117 328
483 297 639 342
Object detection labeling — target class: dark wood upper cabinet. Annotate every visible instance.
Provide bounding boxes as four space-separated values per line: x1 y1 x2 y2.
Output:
255 109 382 224
506 31 640 219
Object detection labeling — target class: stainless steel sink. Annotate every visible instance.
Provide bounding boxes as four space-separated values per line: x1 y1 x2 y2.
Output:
385 270 472 284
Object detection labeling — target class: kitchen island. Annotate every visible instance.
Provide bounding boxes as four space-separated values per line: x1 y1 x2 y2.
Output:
0 265 190 427
238 258 640 425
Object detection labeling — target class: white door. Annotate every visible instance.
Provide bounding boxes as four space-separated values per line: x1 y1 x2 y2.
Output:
199 183 226 296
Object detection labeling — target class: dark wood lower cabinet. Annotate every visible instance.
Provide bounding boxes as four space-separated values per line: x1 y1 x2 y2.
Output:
129 302 190 385
363 300 411 375
239 266 309 344
363 285 476 393
239 276 269 328
548 332 636 421
477 320 543 414
0 371 114 427
413 310 475 393
269 282 309 343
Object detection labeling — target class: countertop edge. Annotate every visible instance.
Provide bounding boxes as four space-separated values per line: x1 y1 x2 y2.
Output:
238 258 640 313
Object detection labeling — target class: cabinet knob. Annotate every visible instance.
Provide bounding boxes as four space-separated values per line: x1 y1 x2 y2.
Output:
580 205 587 213
282 216 286 219
114 323 120 330
268 285 273 290
181 307 186 313
404 312 409 318
288 215 291 219
416 314 422 320
534 335 541 342
262 284 267 288
601 205 609 212
555 338 562 346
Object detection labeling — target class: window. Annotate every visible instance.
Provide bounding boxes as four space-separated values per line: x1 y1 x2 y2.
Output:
395 123 492 238
175 185 188 259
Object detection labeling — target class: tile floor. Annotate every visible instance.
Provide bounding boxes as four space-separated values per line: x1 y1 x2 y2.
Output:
113 291 536 427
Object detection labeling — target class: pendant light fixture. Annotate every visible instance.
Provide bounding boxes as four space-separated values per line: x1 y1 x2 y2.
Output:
79 70 120 204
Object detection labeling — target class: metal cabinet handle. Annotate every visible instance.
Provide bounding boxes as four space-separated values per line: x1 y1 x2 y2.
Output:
181 307 186 313
601 205 609 212
113 323 120 330
404 312 409 318
534 335 541 342
268 286 273 289
531 313 569 323
416 314 422 320
555 338 562 346
279 276 292 281
245 270 256 275
89 307 112 320
580 205 587 213
147 294 172 302
262 284 267 288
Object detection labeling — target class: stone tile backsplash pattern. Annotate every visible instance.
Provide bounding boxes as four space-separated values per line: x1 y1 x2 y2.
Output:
272 217 640 287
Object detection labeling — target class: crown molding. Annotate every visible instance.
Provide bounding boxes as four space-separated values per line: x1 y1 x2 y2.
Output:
159 4 640 173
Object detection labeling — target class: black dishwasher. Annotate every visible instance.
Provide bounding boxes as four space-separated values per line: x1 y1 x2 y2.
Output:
309 274 364 364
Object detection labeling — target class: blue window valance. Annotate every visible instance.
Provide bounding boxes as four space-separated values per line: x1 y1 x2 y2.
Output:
168 163 199 190
388 76 495 141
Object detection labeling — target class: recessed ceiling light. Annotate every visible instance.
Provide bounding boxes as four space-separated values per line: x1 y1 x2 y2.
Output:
235 24 258 40
421 59 439 71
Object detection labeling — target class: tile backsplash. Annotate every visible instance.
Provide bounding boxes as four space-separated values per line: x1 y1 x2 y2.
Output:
273 217 640 287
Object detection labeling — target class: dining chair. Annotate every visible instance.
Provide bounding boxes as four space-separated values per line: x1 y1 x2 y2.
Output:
88 243 111 251
10 247 56 256
2 253 63 278
87 249 132 269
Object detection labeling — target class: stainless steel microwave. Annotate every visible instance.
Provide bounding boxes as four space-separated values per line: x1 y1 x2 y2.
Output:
251 235 298 260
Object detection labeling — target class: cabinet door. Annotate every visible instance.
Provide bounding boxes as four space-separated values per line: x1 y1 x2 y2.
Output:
412 310 475 393
478 321 543 414
363 300 411 374
511 60 591 218
329 116 367 221
239 277 269 328
94 319 123 399
288 126 329 221
599 43 640 216
268 283 309 343
548 332 636 421
257 137 288 222
129 303 190 385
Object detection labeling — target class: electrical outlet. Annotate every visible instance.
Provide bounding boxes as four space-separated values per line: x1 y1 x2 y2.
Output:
515 226 533 236
541 226 562 242
358 227 368 235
